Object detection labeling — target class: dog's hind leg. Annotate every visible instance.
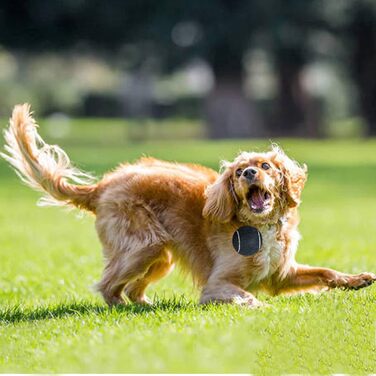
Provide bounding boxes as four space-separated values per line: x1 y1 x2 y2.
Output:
96 243 168 305
124 249 174 304
94 200 171 305
95 254 125 305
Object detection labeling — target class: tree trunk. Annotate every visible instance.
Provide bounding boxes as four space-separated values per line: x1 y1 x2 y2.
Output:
350 5 376 136
271 58 321 138
204 73 264 139
359 85 376 137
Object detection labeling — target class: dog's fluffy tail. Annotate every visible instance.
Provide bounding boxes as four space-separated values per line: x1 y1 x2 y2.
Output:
1 104 98 212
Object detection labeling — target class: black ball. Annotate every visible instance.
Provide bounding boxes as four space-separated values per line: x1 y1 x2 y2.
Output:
232 226 263 256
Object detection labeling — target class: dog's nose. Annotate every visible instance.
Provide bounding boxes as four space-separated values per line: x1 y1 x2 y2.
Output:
243 168 257 180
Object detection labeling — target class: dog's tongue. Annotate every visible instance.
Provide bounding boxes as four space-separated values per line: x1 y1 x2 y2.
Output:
251 189 265 209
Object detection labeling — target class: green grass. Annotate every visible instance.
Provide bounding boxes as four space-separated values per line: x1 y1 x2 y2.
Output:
1 124 376 373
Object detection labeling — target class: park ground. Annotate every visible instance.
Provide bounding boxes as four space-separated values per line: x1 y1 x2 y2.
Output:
0 120 376 373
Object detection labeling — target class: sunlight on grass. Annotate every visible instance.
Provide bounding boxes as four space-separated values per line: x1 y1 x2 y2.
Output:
0 130 375 373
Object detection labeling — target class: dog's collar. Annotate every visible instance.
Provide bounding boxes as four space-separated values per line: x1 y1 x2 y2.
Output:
258 222 276 232
251 216 286 232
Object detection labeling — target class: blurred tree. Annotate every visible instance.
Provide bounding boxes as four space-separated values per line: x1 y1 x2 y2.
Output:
311 0 376 136
346 1 376 136
267 0 324 137
0 0 375 136
0 0 268 137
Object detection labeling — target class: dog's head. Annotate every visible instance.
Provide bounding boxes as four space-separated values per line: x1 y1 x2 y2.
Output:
203 146 307 225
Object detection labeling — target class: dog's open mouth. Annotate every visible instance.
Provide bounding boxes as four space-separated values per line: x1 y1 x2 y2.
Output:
247 186 272 213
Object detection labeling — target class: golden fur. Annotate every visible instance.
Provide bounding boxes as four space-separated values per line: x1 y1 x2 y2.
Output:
2 104 375 307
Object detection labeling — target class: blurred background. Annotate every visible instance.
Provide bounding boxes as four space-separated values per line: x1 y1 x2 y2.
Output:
0 0 375 140
1 3 376 372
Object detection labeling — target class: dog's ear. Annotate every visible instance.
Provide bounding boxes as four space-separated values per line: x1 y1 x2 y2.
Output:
203 167 236 223
272 146 307 208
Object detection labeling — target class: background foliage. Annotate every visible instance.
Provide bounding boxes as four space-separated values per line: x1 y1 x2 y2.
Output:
0 0 375 137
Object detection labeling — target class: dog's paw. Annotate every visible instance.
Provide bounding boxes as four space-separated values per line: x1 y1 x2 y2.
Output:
347 272 376 290
200 293 266 308
135 295 153 305
105 295 126 306
233 295 268 309
248 300 270 309
126 294 153 305
331 272 376 290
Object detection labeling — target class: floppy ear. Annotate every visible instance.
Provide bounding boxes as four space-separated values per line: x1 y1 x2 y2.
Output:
203 167 236 223
273 147 307 208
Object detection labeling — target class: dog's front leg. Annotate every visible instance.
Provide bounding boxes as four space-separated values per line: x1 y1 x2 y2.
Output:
200 278 263 307
274 264 376 294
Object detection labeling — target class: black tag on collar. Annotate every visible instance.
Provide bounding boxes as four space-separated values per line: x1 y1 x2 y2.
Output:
232 226 263 256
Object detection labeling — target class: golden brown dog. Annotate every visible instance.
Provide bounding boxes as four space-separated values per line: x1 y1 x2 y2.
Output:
2 104 375 307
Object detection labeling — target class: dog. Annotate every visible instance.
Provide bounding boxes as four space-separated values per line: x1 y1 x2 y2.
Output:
2 104 375 307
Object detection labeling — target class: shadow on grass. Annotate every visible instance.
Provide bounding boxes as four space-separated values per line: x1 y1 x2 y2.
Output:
0 297 194 324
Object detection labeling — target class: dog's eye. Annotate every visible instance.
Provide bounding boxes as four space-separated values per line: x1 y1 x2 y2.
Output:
261 162 270 170
235 168 243 177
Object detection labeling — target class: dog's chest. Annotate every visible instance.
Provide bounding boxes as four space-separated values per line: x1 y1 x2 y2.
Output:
249 225 283 282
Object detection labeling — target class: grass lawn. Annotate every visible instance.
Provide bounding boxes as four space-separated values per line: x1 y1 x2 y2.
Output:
0 122 376 373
